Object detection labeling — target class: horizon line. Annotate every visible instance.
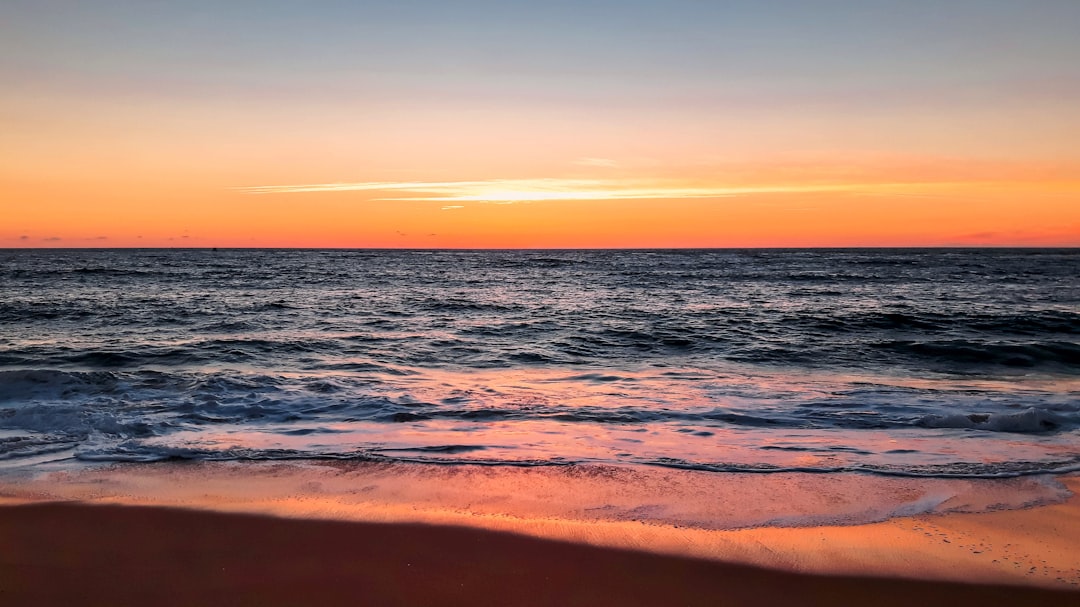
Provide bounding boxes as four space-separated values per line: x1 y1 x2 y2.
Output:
3 245 1078 251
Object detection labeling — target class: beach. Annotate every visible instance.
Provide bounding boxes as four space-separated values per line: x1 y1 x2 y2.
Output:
1 464 1078 605
1 249 1077 604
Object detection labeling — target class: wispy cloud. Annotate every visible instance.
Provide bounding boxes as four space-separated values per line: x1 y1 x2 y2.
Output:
236 178 884 202
441 205 465 210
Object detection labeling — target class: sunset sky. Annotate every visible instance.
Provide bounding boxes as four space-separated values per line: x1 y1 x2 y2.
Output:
2 0 1078 248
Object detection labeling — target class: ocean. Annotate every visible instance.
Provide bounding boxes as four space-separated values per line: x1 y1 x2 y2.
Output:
1 248 1078 482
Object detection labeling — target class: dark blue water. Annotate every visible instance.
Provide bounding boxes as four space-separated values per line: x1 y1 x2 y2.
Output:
1 249 1077 477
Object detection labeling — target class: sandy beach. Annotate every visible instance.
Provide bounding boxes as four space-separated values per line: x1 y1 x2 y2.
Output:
1 465 1078 605
1 501 1078 607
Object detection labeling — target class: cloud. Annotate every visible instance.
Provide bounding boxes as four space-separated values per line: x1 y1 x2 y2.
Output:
19 235 28 240
235 178 876 203
574 157 620 169
441 205 465 210
43 236 62 242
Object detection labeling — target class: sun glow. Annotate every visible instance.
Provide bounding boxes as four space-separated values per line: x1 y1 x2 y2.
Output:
234 177 954 203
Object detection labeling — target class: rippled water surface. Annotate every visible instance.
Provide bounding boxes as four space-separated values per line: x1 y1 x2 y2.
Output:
1 248 1077 477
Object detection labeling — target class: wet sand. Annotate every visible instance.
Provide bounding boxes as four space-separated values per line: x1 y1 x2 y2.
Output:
1 501 1078 607
1 465 1078 605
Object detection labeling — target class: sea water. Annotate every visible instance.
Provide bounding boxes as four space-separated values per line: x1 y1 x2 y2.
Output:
1 249 1077 480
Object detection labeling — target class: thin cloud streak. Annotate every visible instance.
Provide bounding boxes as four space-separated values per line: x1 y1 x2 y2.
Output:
235 178 934 202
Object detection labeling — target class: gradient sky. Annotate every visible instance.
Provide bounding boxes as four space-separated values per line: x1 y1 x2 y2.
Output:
2 0 1078 247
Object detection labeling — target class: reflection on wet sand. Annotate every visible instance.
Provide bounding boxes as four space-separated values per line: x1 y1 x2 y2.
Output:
5 501 1078 606
3 462 1078 590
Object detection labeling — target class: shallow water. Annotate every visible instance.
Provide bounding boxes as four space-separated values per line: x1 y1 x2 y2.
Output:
1 248 1077 477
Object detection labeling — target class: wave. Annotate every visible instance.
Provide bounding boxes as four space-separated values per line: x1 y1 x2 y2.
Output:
967 311 1080 335
54 446 1080 480
0 435 78 460
649 456 1080 479
3 369 1074 446
800 310 1079 336
495 256 583 269
414 299 522 313
917 407 1069 433
0 369 120 402
59 348 212 368
873 339 1080 368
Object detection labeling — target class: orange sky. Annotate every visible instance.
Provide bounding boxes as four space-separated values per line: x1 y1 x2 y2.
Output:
4 144 1077 247
2 2 1079 248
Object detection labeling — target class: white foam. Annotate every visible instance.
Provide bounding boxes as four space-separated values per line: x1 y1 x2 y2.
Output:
919 407 1070 433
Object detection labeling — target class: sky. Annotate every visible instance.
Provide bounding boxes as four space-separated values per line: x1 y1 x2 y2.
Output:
2 0 1079 248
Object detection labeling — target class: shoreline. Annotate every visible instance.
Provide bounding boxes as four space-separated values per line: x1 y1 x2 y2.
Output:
1 462 1078 594
2 500 1078 607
